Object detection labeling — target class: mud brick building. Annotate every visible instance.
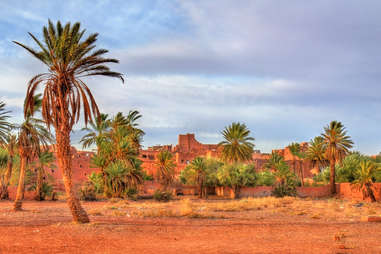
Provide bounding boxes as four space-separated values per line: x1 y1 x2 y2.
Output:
47 133 315 190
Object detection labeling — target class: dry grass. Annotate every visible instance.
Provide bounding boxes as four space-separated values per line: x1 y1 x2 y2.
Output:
95 196 381 222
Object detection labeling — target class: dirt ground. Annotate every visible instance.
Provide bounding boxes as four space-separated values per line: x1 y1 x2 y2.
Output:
0 197 380 254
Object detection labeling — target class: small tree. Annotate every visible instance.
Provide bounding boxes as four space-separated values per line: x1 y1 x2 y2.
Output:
155 150 176 191
217 163 256 199
351 160 380 202
306 136 327 175
180 157 221 199
264 152 284 172
272 160 298 197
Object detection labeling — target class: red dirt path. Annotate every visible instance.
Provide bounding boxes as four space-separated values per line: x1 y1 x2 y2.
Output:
0 201 380 253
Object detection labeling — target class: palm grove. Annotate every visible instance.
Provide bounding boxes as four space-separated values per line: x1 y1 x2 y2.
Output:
0 21 380 224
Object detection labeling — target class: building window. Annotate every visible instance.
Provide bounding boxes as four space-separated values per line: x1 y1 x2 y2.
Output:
142 154 147 158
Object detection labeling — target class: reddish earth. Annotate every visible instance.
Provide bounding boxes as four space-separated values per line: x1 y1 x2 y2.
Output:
0 200 380 253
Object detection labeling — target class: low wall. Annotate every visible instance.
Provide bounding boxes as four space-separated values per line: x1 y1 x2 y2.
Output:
296 186 331 198
7 187 36 201
240 186 273 198
336 183 381 201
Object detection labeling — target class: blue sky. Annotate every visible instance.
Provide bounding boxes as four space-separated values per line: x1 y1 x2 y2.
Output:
1 0 381 154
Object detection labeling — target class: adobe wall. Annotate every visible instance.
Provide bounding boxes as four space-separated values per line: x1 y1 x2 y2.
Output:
48 147 99 191
296 186 331 198
336 183 381 201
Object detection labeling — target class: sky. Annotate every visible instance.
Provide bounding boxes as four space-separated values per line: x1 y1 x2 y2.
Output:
0 0 381 154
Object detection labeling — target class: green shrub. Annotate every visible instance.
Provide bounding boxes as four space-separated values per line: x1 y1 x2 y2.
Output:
153 189 173 202
271 160 298 197
257 170 275 186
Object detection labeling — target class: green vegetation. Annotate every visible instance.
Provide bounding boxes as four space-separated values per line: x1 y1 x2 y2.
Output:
321 121 353 194
219 122 254 163
155 150 176 190
351 160 381 202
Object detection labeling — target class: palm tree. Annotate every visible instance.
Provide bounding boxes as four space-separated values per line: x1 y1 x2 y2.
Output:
219 122 254 163
0 101 11 143
264 152 284 172
189 157 207 198
351 160 380 202
14 116 52 211
321 121 353 194
80 113 110 150
34 150 55 201
306 136 327 175
14 20 123 223
155 150 176 190
0 134 17 199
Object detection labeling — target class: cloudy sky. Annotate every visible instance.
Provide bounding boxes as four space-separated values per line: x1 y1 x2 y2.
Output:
0 0 380 154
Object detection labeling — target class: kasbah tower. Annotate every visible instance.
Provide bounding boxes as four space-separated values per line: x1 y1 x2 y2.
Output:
48 133 315 189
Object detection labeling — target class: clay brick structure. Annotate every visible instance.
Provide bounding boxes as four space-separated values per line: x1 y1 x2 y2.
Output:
42 134 315 190
139 133 220 178
47 146 98 191
139 133 314 179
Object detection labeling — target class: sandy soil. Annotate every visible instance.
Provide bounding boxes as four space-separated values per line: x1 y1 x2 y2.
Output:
0 199 380 254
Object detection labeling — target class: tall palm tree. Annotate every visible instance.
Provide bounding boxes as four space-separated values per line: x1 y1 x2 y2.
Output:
351 160 380 202
0 101 11 143
34 150 55 201
218 122 254 163
321 121 353 194
14 20 123 223
155 150 176 190
306 136 327 175
0 134 17 199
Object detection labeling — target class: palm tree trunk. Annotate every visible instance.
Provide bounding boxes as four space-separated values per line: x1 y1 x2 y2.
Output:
233 185 240 199
13 156 26 211
329 159 336 194
56 130 90 223
365 183 376 202
35 167 43 201
300 160 304 187
0 153 13 199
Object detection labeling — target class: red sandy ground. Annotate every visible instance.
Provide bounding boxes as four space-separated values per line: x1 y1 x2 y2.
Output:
0 200 380 254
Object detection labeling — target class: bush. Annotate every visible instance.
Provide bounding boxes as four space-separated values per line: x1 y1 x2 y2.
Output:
79 182 97 201
272 183 297 197
153 189 173 202
257 170 275 186
271 160 298 197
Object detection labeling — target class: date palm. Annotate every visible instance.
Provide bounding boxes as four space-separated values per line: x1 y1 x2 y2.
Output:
306 136 327 175
155 150 176 190
80 113 110 150
351 160 380 202
321 121 353 194
189 157 207 198
14 20 123 223
0 101 11 143
0 134 17 199
219 122 255 163
264 152 284 172
34 150 55 201
14 116 52 210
